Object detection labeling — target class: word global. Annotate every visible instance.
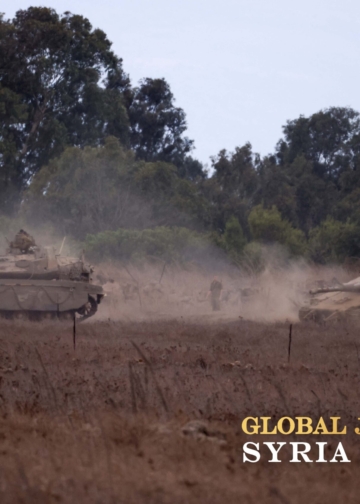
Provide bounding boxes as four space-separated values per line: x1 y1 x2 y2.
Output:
242 442 350 463
241 416 348 435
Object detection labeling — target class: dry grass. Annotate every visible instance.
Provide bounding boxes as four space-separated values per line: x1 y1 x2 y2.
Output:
0 318 359 503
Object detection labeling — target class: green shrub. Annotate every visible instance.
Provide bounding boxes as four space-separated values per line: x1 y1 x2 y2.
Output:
223 216 247 256
248 204 306 255
309 218 360 263
84 226 210 263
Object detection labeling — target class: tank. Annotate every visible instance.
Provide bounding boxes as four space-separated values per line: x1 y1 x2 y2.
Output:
299 276 360 323
0 230 104 321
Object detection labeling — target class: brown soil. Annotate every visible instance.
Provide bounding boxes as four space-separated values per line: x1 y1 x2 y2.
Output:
0 318 359 503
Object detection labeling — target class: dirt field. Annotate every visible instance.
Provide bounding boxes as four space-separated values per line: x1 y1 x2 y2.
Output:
0 317 359 503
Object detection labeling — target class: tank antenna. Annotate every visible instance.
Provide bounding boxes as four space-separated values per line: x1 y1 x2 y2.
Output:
58 236 66 255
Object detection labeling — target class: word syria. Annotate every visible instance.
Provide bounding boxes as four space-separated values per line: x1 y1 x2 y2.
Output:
243 441 350 463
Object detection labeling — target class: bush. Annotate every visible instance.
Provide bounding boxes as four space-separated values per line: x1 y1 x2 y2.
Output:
223 216 247 256
248 205 306 255
308 218 360 263
84 226 210 263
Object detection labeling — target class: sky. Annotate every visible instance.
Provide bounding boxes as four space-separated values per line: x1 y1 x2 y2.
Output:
4 0 360 166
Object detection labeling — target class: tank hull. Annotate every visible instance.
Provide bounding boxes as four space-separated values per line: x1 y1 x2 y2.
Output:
0 279 103 319
299 277 360 324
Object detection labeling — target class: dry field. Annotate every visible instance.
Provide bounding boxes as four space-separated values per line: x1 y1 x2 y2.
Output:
0 317 360 503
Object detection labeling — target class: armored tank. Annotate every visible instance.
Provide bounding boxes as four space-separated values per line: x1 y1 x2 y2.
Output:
299 276 360 323
0 230 104 321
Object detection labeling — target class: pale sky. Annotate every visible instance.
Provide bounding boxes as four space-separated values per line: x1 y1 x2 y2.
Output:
4 0 360 166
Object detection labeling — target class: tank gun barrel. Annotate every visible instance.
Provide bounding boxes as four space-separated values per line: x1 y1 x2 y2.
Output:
310 284 360 295
59 236 66 255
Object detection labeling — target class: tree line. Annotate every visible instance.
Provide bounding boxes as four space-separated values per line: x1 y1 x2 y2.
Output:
1 7 360 265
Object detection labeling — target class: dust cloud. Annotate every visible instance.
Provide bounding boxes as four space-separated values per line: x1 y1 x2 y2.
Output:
92 251 352 324
0 225 354 324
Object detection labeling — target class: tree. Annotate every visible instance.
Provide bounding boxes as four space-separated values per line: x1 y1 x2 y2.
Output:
335 187 360 225
127 78 194 168
24 137 151 238
287 155 336 232
256 156 298 227
131 158 210 228
0 85 28 209
248 205 306 255
211 143 259 198
276 107 360 183
0 8 130 210
222 216 246 256
308 218 360 263
178 156 206 180
24 137 208 237
202 143 259 234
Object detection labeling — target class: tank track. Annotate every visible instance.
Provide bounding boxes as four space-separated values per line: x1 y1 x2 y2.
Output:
0 295 98 322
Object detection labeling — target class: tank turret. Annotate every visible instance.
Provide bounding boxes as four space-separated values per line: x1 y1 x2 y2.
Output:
299 277 360 323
